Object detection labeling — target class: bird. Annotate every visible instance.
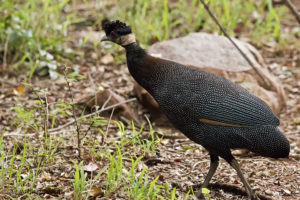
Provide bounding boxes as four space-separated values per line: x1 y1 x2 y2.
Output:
101 20 290 200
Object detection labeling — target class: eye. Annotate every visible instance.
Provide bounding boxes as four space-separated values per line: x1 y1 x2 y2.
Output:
110 31 117 38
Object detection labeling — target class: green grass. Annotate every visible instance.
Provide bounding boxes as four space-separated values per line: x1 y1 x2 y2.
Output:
0 0 290 73
0 0 74 77
73 161 86 200
0 82 187 199
1 83 199 199
113 0 288 47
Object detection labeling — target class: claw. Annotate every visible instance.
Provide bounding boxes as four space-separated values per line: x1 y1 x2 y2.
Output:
249 193 260 200
195 190 209 200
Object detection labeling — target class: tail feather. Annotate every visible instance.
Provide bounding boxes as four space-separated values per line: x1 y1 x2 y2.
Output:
197 124 290 159
244 126 290 158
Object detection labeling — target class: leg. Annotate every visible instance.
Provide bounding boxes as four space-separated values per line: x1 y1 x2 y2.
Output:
230 158 260 200
196 154 219 199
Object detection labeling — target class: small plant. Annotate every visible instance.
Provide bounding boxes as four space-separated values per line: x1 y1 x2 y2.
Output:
105 142 124 196
104 141 163 199
14 106 37 130
14 137 28 192
1 136 42 194
201 188 211 200
0 131 6 189
73 161 87 200
127 119 161 157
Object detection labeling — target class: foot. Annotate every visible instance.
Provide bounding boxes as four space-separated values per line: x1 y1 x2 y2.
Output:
248 192 260 200
195 189 209 200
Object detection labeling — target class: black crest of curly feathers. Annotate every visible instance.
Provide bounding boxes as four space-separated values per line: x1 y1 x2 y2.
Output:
102 20 132 36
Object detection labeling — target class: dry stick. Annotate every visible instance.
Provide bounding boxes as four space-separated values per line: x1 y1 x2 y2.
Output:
105 107 115 143
64 68 81 158
48 98 136 133
81 92 112 139
284 0 300 24
101 90 112 110
43 91 49 138
82 121 95 140
199 0 271 89
3 34 9 70
32 89 49 138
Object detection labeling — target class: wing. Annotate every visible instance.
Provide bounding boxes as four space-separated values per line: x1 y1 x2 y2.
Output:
151 61 279 127
174 68 280 127
198 92 280 127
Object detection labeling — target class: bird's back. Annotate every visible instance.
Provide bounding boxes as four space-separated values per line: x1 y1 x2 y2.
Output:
146 58 279 126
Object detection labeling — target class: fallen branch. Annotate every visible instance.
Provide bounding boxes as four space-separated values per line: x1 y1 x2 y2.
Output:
284 0 300 24
199 0 272 89
47 98 136 132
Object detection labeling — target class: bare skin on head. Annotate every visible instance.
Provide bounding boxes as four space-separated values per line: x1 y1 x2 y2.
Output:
117 34 136 46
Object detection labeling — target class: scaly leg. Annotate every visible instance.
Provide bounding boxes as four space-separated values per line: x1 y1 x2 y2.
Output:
230 158 260 200
196 154 219 199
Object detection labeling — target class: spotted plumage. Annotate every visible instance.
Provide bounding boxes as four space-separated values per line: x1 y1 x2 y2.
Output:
101 20 290 200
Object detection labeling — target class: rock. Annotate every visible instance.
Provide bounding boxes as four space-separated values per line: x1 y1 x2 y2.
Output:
282 189 291 195
134 33 286 125
149 33 260 72
100 54 114 65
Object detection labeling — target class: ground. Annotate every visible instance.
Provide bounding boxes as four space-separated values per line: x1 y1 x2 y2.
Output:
0 1 299 200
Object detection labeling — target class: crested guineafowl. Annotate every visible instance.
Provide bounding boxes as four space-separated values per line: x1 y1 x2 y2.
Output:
101 20 290 200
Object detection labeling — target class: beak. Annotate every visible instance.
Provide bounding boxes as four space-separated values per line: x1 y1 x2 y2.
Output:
101 35 110 42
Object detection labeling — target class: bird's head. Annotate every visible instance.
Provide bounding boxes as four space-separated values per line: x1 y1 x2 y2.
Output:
101 20 136 46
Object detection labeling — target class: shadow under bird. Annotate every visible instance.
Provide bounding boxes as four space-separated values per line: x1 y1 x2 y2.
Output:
101 20 290 200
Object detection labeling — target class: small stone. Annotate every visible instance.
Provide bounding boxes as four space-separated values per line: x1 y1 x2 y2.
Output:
265 189 272 195
84 163 98 172
282 189 291 195
291 88 299 93
100 54 114 64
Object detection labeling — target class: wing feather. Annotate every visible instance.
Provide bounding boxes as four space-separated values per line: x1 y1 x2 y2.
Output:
200 92 280 127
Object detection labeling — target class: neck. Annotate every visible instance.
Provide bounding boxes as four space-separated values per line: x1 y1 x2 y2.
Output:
120 34 136 46
124 42 147 70
124 42 156 91
124 42 146 56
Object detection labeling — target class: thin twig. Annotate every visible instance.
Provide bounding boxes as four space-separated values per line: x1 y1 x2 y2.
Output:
81 92 113 139
43 91 49 138
64 68 81 158
32 89 48 138
3 34 9 70
284 0 300 24
47 98 136 132
82 121 95 140
104 107 115 144
199 0 271 88
101 90 112 110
